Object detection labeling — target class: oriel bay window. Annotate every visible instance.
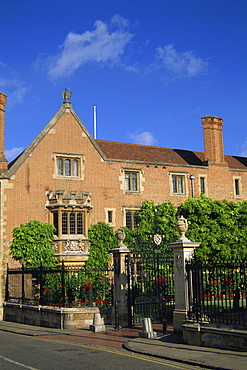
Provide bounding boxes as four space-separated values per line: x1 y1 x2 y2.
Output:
53 210 85 236
46 190 92 261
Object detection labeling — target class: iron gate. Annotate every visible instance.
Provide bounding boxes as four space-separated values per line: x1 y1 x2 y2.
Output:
126 248 174 326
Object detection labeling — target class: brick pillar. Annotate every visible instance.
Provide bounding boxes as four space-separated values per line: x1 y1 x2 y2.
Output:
201 116 226 165
109 229 131 327
0 93 8 173
168 216 200 333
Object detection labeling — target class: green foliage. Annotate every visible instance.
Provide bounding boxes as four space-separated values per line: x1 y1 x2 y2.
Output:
124 197 247 260
86 222 118 270
178 195 247 261
127 201 179 253
10 220 57 268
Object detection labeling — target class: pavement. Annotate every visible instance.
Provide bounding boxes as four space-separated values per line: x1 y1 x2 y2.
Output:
0 321 246 370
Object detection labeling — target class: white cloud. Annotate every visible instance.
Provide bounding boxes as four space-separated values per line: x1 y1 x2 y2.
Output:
129 131 157 146
5 147 24 162
0 78 27 103
155 44 208 79
45 15 134 79
241 139 247 157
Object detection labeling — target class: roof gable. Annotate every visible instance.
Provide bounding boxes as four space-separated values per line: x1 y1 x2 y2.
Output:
4 102 105 178
4 102 247 177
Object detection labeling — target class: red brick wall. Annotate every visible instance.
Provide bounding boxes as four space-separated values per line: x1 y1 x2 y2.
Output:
3 109 247 263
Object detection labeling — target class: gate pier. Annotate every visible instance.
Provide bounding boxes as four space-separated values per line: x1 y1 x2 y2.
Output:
109 229 131 327
168 216 200 333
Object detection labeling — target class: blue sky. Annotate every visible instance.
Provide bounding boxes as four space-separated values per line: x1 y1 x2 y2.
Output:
1 0 247 161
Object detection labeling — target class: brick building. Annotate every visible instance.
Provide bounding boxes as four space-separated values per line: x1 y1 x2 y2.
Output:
0 89 247 314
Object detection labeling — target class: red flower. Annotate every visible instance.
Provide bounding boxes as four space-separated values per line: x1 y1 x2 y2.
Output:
210 280 218 285
225 278 233 284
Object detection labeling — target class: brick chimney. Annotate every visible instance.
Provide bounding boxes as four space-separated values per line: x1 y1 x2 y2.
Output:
201 116 226 165
0 92 8 173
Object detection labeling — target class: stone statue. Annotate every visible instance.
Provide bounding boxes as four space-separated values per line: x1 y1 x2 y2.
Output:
62 88 72 102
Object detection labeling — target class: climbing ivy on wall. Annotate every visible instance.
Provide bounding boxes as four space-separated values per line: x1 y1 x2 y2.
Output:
178 196 247 261
86 222 118 270
124 197 247 261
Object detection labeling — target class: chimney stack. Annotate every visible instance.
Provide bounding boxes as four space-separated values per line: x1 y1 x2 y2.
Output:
201 116 225 165
0 92 8 173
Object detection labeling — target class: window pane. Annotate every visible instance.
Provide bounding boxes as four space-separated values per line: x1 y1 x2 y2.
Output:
108 211 113 223
133 212 138 228
72 160 78 176
53 212 58 236
172 176 177 193
200 177 205 194
62 213 68 234
178 176 183 193
70 213 75 234
57 158 63 176
77 213 83 234
126 212 132 229
235 179 240 196
125 173 130 191
132 173 137 191
65 159 71 176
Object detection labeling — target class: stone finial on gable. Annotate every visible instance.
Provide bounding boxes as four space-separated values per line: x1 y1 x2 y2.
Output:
62 88 72 109
62 88 72 102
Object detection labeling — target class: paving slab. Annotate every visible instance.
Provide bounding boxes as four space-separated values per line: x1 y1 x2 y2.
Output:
124 333 247 370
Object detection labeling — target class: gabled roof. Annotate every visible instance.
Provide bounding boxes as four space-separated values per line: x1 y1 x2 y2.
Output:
3 103 247 178
4 102 106 179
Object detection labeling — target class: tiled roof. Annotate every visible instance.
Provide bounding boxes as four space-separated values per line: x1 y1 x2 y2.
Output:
96 140 247 170
225 155 247 170
8 139 247 172
95 140 205 166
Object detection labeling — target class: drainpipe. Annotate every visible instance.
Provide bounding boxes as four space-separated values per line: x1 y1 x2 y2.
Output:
190 175 195 198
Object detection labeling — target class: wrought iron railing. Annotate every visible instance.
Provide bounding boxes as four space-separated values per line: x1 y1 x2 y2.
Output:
127 251 174 325
5 263 113 308
186 257 247 327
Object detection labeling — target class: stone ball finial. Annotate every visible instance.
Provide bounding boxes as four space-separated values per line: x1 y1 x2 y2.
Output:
177 215 189 241
62 88 72 102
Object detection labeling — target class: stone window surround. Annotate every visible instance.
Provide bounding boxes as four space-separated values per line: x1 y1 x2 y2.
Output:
119 168 144 194
52 152 85 180
198 174 208 196
169 171 188 196
104 207 116 227
122 206 140 229
233 176 242 198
